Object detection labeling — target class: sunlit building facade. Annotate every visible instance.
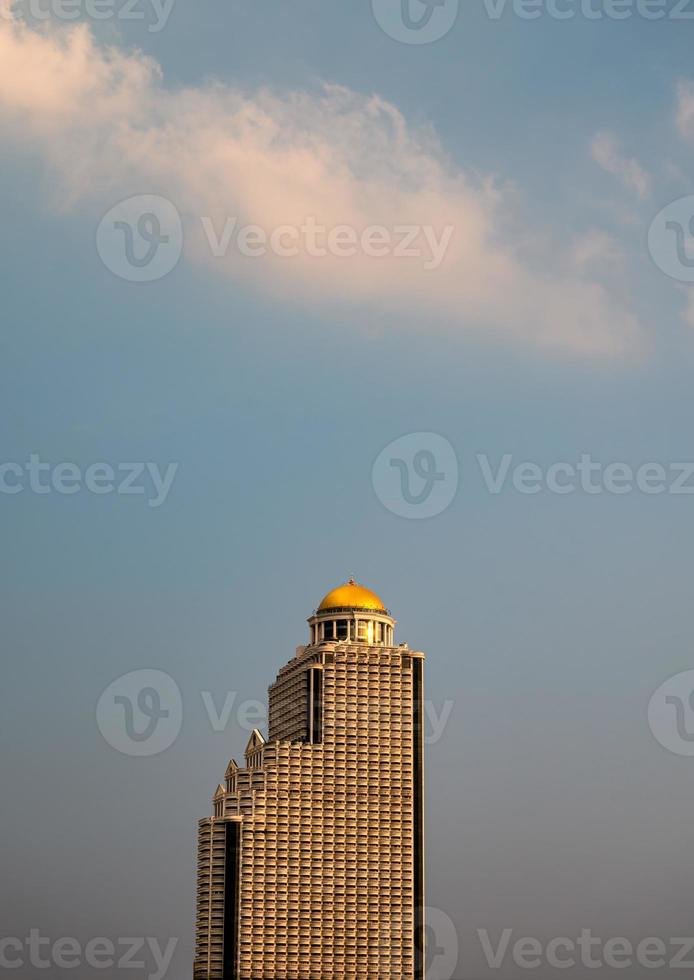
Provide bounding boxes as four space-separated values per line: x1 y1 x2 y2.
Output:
193 579 425 980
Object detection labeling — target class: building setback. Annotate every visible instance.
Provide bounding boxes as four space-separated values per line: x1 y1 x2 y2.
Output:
193 579 425 980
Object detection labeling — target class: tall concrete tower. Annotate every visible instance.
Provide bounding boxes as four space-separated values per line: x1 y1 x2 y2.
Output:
193 579 425 980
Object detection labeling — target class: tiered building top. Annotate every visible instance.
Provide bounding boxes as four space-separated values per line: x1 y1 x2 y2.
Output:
309 578 396 647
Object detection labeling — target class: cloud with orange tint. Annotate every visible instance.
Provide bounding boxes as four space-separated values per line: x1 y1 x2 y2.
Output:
0 11 647 360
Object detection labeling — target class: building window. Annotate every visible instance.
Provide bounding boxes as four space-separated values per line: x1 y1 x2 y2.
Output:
224 822 241 980
336 620 348 640
306 668 323 744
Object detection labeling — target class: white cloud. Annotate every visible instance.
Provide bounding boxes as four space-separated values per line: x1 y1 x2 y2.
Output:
571 231 625 274
0 14 647 360
591 131 651 200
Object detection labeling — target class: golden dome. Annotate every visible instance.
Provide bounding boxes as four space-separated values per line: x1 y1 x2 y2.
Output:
317 578 386 613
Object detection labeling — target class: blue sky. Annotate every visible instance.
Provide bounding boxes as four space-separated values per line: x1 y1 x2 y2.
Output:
2 1 694 977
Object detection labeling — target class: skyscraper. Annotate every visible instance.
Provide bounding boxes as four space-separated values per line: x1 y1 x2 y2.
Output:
193 579 425 980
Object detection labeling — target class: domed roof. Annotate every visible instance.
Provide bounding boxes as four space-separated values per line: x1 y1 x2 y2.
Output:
317 578 386 613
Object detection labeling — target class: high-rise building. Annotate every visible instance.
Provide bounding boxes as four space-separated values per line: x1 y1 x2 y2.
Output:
193 578 425 980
